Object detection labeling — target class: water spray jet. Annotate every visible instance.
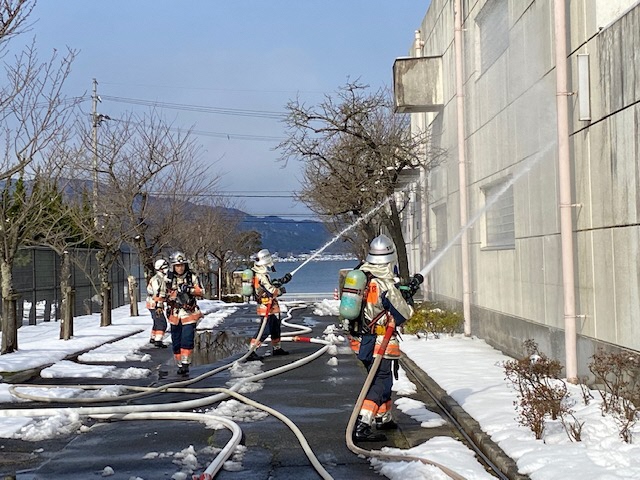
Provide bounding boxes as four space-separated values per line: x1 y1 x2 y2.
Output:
417 148 551 279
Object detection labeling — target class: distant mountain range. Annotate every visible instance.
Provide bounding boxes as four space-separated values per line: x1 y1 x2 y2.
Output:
240 214 350 256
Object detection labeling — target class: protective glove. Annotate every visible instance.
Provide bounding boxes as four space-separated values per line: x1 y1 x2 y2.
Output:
178 284 191 294
272 273 292 288
279 286 287 295
155 306 164 316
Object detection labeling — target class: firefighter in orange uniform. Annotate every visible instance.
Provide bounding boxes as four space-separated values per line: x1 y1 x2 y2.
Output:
353 234 417 442
247 249 292 361
166 251 203 375
146 258 169 348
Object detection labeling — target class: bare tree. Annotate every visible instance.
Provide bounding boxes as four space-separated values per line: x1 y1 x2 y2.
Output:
0 0 35 54
0 46 77 353
64 110 220 326
174 201 261 299
28 139 95 340
278 81 444 279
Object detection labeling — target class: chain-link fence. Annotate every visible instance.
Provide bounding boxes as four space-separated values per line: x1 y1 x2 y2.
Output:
9 246 144 326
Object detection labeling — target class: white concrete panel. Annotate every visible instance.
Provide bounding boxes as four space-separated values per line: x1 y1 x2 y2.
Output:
497 249 518 316
573 130 594 231
539 153 560 236
612 226 640 350
513 238 524 318
588 119 615 228
542 235 563 328
611 108 639 225
591 228 617 343
569 0 588 54
465 72 479 135
575 231 596 338
496 109 517 172
525 0 555 82
620 11 638 105
515 159 531 239
509 91 538 160
537 73 558 149
599 29 615 115
633 8 640 103
596 0 639 29
509 0 535 25
518 237 546 322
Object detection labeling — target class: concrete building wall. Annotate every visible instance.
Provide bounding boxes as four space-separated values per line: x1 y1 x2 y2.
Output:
404 0 640 375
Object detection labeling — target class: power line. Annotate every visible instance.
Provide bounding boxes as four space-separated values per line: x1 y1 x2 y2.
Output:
107 116 285 143
147 191 297 198
100 80 326 95
101 95 286 119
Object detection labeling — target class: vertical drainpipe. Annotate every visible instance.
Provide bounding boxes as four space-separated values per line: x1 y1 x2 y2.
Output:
454 0 471 336
414 30 431 297
553 0 578 382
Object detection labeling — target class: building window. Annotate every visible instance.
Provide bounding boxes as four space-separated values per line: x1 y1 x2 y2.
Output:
433 204 448 251
483 180 514 248
476 0 509 74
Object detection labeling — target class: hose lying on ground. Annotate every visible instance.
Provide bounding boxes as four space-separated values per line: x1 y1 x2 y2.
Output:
345 324 468 480
4 303 335 479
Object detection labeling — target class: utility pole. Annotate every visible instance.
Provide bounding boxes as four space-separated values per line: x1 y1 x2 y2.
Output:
91 78 110 227
91 78 99 226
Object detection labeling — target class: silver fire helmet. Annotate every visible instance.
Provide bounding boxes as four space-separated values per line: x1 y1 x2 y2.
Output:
255 249 274 267
366 234 396 264
170 251 188 266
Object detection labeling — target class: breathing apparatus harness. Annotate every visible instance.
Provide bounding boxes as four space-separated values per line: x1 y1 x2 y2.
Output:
167 269 197 311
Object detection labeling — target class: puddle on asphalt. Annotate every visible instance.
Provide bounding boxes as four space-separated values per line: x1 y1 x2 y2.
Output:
192 330 249 366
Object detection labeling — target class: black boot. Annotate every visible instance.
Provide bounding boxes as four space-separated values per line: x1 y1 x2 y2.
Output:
272 347 289 356
177 363 190 376
246 351 263 361
376 418 398 430
154 340 168 348
353 418 386 442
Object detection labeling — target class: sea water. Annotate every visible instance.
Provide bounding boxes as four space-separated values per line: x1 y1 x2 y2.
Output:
275 259 358 294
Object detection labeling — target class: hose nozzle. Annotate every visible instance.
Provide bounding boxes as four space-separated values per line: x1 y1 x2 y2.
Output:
409 273 424 290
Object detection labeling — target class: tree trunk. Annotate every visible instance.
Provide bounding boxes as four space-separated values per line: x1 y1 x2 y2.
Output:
0 260 18 354
60 253 74 340
96 251 112 327
1 294 18 354
388 198 410 282
101 283 112 327
128 275 139 316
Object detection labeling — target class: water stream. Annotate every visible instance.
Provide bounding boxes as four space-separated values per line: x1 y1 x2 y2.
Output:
418 148 549 278
290 191 397 276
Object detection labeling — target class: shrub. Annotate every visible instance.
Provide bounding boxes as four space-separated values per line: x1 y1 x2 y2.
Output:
504 340 571 440
402 301 463 337
588 349 640 443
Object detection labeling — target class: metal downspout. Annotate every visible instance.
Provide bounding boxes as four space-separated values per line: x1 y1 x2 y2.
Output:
553 0 578 382
454 0 471 336
414 30 431 298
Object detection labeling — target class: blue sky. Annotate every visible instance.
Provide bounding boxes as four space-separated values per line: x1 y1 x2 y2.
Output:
18 1 429 219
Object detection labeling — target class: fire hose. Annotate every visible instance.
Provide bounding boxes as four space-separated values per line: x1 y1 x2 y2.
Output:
4 304 333 479
345 323 468 480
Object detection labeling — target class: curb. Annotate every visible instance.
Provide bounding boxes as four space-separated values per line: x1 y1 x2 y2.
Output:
401 355 530 480
0 329 146 384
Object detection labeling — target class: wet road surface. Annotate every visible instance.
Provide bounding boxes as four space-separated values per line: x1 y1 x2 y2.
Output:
0 303 473 479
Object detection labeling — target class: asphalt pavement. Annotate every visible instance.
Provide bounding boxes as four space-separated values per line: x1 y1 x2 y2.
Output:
0 303 514 480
